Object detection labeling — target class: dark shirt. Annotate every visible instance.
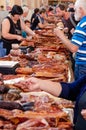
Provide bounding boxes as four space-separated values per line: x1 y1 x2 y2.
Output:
75 91 86 130
62 13 78 39
30 15 44 30
30 16 40 30
59 75 86 130
31 13 36 24
1 16 22 55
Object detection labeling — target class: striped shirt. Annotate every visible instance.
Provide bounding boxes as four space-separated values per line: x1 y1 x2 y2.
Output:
71 16 86 64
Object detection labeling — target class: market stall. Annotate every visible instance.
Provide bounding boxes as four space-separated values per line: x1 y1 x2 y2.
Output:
0 21 74 130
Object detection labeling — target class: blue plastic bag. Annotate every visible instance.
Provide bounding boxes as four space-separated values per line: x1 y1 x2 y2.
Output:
22 31 27 38
0 41 6 57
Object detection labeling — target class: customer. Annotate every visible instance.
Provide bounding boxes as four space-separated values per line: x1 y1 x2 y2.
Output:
54 0 86 80
1 5 35 55
56 3 78 39
25 75 86 130
56 3 78 73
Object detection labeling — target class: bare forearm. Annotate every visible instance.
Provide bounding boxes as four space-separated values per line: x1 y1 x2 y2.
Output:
27 77 62 97
54 28 78 53
59 35 73 52
20 18 35 36
40 80 62 97
2 33 18 40
38 23 48 29
59 35 78 53
25 26 35 36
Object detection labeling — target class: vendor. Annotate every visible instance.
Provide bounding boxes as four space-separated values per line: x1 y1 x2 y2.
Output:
1 5 35 55
30 8 48 30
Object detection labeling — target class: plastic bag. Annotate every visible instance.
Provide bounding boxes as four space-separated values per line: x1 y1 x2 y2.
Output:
0 40 6 57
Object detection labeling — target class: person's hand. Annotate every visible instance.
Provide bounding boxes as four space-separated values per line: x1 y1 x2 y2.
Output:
27 77 62 97
54 27 65 39
27 77 55 92
17 35 24 41
26 77 43 91
26 36 32 41
70 28 75 35
64 27 68 33
81 109 86 120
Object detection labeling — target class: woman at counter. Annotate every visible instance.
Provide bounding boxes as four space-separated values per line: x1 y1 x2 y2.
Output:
1 5 35 55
